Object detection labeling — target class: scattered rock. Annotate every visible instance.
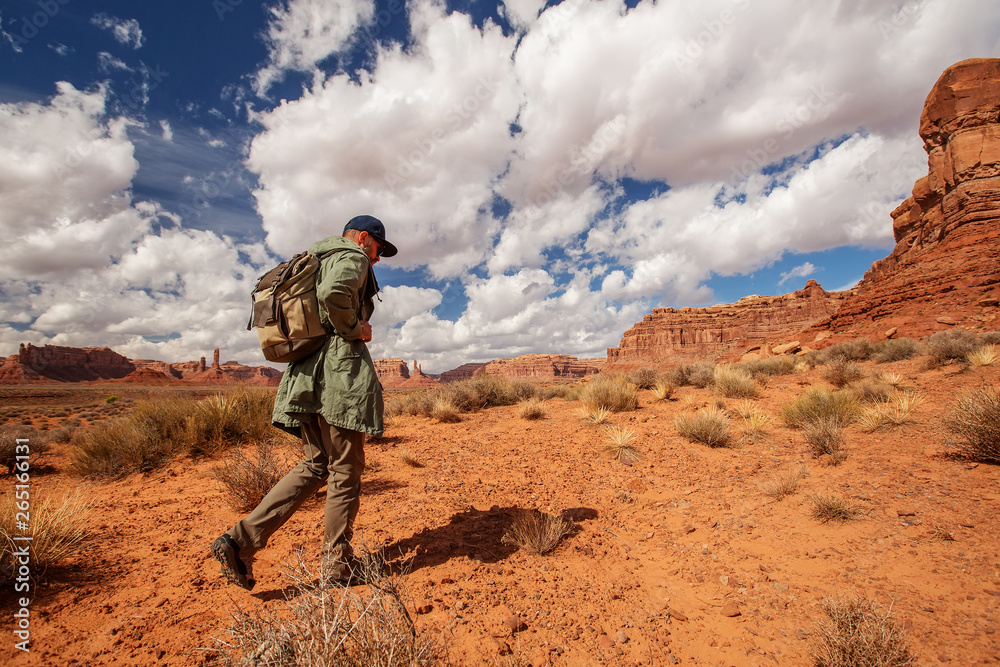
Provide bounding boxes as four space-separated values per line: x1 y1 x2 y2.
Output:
597 634 614 650
897 509 917 517
415 602 433 615
884 327 898 338
720 601 741 617
771 341 801 355
506 614 526 634
936 316 958 325
616 630 630 644
667 607 688 622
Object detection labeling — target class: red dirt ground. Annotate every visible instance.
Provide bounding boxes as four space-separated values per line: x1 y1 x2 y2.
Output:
2 357 999 666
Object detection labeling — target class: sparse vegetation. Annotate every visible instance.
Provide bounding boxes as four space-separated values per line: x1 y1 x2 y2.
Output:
856 392 924 433
781 388 860 429
942 385 1000 462
823 359 867 388
517 398 547 420
847 378 894 404
803 418 847 464
922 329 979 368
601 425 642 463
759 464 808 500
651 381 674 401
967 344 998 368
810 594 916 667
876 372 908 389
809 494 862 523
0 491 92 576
212 441 286 513
739 355 798 378
822 338 876 362
431 398 462 423
872 337 918 363
212 547 441 666
675 406 732 447
663 361 715 388
713 364 760 398
399 449 424 468
626 366 659 389
1 425 51 474
501 509 572 555
579 374 638 413
577 405 611 424
739 406 771 443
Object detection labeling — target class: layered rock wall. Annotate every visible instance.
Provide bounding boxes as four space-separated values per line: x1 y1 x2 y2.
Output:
482 355 604 381
2 344 135 382
608 280 848 362
374 358 410 389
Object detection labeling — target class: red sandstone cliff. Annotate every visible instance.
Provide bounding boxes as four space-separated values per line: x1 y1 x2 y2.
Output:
438 363 487 383
812 58 1000 338
607 280 849 363
482 354 604 381
374 358 410 389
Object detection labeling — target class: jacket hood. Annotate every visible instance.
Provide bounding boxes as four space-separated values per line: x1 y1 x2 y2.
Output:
308 235 367 257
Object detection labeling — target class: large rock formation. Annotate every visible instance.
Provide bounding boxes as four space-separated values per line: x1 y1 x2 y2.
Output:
815 58 1000 337
374 358 410 389
607 280 849 363
399 360 440 389
438 362 487 383
0 344 135 382
482 354 605 381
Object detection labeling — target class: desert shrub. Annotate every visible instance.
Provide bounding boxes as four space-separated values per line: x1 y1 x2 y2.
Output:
781 388 859 429
430 398 461 423
0 425 51 474
651 381 674 401
922 329 979 368
384 391 435 418
579 374 638 413
663 361 715 388
45 425 75 444
857 392 925 433
822 338 876 363
810 594 916 667
105 395 118 404
823 360 867 388
847 379 894 404
626 367 659 390
739 355 798 378
437 375 538 413
872 338 918 363
212 441 286 513
675 406 732 447
501 509 572 555
601 425 641 463
737 405 771 443
759 464 808 500
875 372 908 389
809 494 863 523
212 547 441 666
803 418 847 464
942 385 1000 462
577 405 611 425
399 449 424 468
0 491 91 576
713 364 760 398
517 398 547 421
980 331 1000 345
967 344 999 368
69 387 279 478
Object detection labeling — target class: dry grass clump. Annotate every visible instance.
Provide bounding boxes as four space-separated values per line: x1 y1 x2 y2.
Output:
847 379 894 404
921 329 980 368
212 441 286 513
517 398 547 420
651 381 674 401
442 375 537 411
675 406 732 447
713 364 761 398
822 338 876 362
967 344 999 368
823 359 867 388
626 366 659 389
0 424 52 474
579 374 638 413
739 355 798 378
430 398 462 423
781 388 860 429
663 361 715 388
803 418 847 464
872 338 918 364
601 425 642 464
856 392 925 433
399 449 424 468
212 547 440 666
942 385 1000 462
759 464 808 499
69 387 278 478
809 494 863 523
577 405 611 424
501 509 572 555
810 594 916 667
876 372 907 389
0 491 92 576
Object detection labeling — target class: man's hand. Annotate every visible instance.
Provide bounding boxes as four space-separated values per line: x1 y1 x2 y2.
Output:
360 321 373 343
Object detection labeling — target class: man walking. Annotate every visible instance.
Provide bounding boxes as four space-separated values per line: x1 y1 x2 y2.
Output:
211 215 397 590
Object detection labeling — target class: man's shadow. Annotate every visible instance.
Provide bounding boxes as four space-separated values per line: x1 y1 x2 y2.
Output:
376 506 599 575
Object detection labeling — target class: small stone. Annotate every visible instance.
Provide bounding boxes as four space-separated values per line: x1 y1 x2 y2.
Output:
897 509 917 517
684 525 696 534
506 614 526 634
667 607 688 622
441 577 456 584
772 341 801 355
720 601 741 617
415 602 433 615
719 575 729 586
936 316 958 325
597 634 614 650
884 327 898 338
772 582 789 592
616 630 630 644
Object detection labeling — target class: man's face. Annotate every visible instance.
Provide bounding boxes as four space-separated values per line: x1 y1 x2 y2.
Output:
361 232 381 265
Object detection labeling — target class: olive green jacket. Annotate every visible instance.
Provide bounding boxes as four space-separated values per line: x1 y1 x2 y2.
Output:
271 235 384 437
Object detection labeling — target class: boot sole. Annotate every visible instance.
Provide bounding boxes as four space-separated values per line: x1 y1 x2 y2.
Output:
211 537 255 591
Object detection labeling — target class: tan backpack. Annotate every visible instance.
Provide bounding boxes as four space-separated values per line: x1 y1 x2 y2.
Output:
247 250 334 363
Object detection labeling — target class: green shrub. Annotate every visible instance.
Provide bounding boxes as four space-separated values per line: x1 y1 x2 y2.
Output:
872 337 918 363
579 374 638 413
943 385 1000 462
105 395 118 404
781 388 860 429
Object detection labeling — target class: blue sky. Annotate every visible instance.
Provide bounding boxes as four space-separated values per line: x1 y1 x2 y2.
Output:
1 0 999 373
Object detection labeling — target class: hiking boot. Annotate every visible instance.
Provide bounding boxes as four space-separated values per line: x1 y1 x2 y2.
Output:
211 535 255 591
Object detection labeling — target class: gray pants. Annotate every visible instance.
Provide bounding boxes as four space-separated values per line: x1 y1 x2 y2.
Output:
228 413 365 577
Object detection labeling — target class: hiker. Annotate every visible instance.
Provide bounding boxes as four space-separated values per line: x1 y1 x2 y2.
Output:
211 215 397 590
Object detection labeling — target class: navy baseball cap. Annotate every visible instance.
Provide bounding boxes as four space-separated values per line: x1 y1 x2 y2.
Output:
343 214 397 258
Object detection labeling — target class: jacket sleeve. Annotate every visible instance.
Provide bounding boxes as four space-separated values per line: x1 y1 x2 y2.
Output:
316 249 369 340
